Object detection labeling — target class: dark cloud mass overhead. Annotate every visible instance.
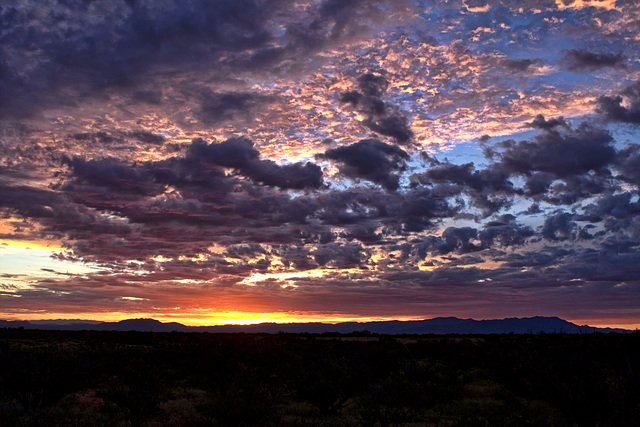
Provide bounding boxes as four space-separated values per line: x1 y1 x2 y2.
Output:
1 0 640 327
559 49 627 72
317 139 408 190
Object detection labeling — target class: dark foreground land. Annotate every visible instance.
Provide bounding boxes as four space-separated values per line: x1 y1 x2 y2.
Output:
1 329 639 426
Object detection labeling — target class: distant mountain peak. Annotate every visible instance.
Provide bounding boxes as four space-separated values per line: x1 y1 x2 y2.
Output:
118 318 162 324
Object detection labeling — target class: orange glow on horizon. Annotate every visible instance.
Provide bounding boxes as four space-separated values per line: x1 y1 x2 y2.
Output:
2 310 428 327
568 319 640 331
3 309 638 330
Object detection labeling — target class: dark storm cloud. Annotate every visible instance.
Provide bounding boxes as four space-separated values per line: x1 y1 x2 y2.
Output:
570 248 640 284
410 161 515 215
33 110 627 279
394 186 462 232
339 73 414 145
313 242 370 268
306 186 459 233
71 132 118 145
64 137 321 209
294 184 462 241
0 183 65 219
541 211 577 241
496 247 571 269
0 0 405 117
419 227 480 255
189 138 323 189
128 131 165 145
270 244 318 271
46 204 134 238
247 160 324 190
92 183 308 233
317 139 408 191
522 203 543 215
310 190 384 225
409 117 624 219
412 214 534 257
414 162 513 193
0 181 134 244
559 49 627 72
70 130 165 146
340 90 385 115
188 137 258 168
224 244 268 259
482 118 623 206
580 192 640 223
615 144 640 186
480 236 640 291
493 121 615 178
365 113 414 146
65 157 163 197
544 174 610 206
479 214 534 247
131 89 163 105
0 0 277 116
392 265 488 287
195 91 275 126
596 81 640 125
45 137 327 263
526 114 569 131
464 116 635 210
499 58 546 73
277 0 408 58
524 172 555 196
356 72 390 97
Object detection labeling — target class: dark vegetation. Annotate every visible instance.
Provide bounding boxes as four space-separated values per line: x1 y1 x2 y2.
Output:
1 329 639 426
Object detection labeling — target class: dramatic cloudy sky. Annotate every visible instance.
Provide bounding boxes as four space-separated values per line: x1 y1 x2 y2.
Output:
2 0 640 327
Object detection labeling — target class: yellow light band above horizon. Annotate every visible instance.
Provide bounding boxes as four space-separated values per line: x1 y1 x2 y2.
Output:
0 309 427 327
0 239 67 252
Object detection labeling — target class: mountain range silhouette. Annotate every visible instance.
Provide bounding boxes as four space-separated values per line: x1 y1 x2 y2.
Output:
0 316 631 334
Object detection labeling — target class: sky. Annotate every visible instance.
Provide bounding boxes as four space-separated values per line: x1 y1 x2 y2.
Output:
1 0 640 328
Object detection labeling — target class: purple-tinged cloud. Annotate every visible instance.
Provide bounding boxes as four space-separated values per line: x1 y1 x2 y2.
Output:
559 49 627 72
479 214 534 247
317 139 408 191
196 91 275 126
339 73 414 145
526 114 569 131
0 0 406 118
65 157 164 197
597 81 640 125
541 212 577 241
411 161 515 215
188 138 323 189
420 227 480 255
615 144 640 186
500 58 546 73
494 121 615 178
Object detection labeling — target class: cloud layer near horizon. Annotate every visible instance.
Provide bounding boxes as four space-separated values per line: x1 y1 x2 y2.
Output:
1 0 640 325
